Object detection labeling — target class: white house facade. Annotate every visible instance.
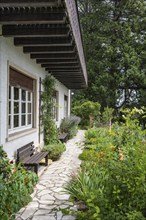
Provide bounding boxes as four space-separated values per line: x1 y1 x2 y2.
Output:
0 0 87 160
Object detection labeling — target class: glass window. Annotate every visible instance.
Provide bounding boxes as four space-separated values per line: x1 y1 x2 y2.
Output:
14 115 19 128
28 103 31 113
28 114 32 125
28 92 31 101
21 115 26 126
8 116 11 129
8 86 33 133
14 102 19 114
22 90 26 101
22 103 26 113
53 91 59 121
9 101 11 114
9 86 11 99
64 95 68 118
14 87 19 100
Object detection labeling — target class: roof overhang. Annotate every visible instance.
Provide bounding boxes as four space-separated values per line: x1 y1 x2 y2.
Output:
0 0 87 89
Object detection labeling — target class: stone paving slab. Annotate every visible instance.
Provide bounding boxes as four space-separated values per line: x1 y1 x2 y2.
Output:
15 130 85 220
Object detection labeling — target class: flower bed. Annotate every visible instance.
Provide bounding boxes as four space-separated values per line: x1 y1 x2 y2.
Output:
65 111 146 220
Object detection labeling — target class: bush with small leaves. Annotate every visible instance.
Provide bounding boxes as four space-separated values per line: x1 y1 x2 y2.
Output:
65 109 146 219
0 146 38 220
42 143 66 161
60 115 81 138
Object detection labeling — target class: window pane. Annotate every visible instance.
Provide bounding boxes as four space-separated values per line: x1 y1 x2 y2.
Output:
28 92 31 101
28 103 31 113
28 114 32 125
21 115 26 126
8 116 11 129
14 87 19 100
9 86 11 99
9 101 11 114
14 115 19 127
14 102 19 114
22 103 26 113
22 90 26 101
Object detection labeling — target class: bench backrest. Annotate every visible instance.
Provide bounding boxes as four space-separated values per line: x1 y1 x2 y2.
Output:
17 142 35 163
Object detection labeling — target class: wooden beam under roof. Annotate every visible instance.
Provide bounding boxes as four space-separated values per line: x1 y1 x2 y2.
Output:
14 36 72 46
41 63 80 68
0 0 62 7
23 46 75 53
45 67 81 71
36 59 78 64
51 73 82 77
49 69 80 72
55 80 85 89
31 53 76 59
2 24 70 37
0 8 66 25
49 71 81 74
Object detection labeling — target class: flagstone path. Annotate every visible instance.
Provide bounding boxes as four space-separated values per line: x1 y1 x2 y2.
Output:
15 130 85 220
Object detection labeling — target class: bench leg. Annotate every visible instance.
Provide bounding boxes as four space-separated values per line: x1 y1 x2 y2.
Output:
34 164 39 174
45 155 48 166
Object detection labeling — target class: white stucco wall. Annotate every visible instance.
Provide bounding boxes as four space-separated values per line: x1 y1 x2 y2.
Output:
0 35 71 160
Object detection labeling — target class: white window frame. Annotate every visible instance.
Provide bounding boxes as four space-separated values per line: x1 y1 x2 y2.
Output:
64 95 68 118
53 90 59 122
8 86 33 134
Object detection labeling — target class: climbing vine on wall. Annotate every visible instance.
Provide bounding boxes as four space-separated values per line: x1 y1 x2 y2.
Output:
41 74 58 144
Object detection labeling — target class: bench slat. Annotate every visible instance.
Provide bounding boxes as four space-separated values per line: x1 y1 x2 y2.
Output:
17 142 34 152
18 147 35 161
24 152 48 164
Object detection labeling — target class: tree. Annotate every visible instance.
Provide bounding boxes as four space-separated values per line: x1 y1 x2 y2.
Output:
72 100 101 128
74 0 146 110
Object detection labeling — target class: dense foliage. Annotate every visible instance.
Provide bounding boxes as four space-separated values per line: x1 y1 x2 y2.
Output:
42 143 66 161
65 109 146 219
72 100 114 128
0 147 38 220
72 101 101 128
60 115 81 138
74 0 146 110
41 75 59 144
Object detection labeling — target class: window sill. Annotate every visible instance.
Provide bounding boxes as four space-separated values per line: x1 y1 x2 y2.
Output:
7 128 37 142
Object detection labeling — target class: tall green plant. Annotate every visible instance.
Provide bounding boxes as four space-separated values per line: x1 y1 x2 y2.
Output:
41 75 58 144
65 109 146 219
0 146 38 219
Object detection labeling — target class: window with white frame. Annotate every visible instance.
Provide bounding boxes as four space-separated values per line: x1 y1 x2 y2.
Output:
64 95 68 118
52 90 59 121
8 67 34 134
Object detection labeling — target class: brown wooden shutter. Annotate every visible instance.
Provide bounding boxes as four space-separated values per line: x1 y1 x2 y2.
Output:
9 67 33 91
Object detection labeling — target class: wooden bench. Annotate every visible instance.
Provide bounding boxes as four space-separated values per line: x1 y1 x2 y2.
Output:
59 133 68 143
16 142 49 174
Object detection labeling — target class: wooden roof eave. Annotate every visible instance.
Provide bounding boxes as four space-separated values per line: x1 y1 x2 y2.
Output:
0 0 63 7
0 0 87 89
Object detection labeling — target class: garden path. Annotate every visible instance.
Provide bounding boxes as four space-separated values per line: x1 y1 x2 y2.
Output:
15 130 85 220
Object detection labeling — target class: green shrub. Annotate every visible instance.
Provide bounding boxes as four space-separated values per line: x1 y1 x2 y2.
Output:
85 127 112 151
0 146 38 220
65 110 146 219
42 143 66 161
60 115 81 138
85 128 97 141
79 150 98 161
72 101 101 128
101 106 114 126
